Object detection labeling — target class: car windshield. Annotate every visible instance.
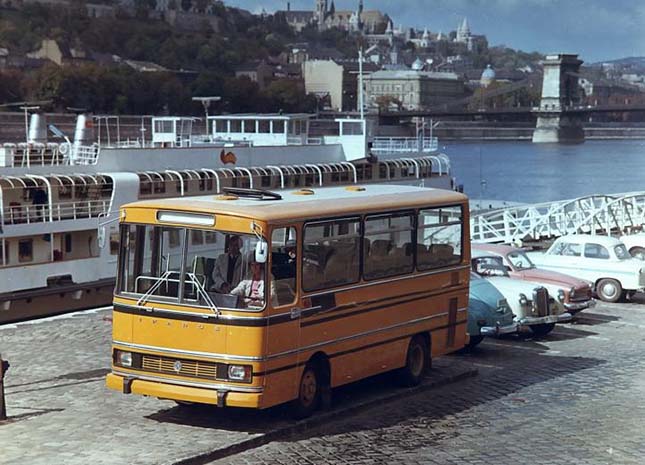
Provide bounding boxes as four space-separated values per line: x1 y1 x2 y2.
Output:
614 244 630 260
507 251 535 270
473 256 509 277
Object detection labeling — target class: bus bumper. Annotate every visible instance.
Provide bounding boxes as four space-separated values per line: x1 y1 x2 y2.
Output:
106 372 263 409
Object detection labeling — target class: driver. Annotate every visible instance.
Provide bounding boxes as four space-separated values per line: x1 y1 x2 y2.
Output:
211 235 244 293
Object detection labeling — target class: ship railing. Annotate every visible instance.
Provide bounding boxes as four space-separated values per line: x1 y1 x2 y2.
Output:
71 144 100 165
1 142 68 167
1 199 110 226
371 137 438 154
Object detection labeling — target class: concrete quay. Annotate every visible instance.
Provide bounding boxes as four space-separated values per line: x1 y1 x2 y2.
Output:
0 308 475 465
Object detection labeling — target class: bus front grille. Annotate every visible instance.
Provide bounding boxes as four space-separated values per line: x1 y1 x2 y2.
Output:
142 354 221 380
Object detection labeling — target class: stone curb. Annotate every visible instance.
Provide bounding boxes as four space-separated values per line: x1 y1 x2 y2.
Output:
171 365 479 465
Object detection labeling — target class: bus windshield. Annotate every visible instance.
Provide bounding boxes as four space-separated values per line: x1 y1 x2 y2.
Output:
117 224 266 310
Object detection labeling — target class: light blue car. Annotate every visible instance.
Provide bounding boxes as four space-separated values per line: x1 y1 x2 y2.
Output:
468 272 519 348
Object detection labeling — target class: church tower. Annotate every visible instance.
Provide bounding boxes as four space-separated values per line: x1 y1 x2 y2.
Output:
315 0 328 29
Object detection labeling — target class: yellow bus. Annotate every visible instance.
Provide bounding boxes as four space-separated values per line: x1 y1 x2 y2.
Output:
106 185 470 417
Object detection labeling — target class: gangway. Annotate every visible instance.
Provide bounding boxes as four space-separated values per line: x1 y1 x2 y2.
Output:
471 192 645 244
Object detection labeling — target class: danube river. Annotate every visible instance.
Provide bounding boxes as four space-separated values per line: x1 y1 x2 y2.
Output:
444 139 645 204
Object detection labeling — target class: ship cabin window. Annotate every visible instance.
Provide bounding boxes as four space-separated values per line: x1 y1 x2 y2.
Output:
153 180 166 194
215 119 228 133
230 120 242 133
199 174 213 192
140 181 152 195
75 185 89 199
305 174 315 187
18 239 33 263
379 164 388 179
154 120 174 134
261 175 272 188
110 231 120 255
273 120 285 134
65 234 73 253
0 241 7 266
341 121 364 136
59 182 72 200
243 120 257 133
258 120 270 133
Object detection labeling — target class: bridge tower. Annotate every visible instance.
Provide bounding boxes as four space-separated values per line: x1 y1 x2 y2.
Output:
532 54 584 144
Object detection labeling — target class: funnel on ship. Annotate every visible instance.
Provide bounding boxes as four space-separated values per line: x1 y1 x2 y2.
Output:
73 114 95 146
28 114 48 143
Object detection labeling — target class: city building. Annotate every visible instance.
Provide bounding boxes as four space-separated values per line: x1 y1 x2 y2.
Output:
363 69 465 110
279 0 389 33
303 59 377 111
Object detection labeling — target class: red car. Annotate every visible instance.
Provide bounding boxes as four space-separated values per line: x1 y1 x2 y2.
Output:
472 243 595 314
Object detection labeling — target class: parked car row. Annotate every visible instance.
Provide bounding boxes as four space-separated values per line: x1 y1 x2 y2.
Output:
467 233 645 347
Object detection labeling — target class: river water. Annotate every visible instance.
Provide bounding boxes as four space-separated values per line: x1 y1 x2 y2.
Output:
444 140 645 204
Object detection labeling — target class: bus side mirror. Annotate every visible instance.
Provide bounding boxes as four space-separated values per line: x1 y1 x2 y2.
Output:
255 240 268 264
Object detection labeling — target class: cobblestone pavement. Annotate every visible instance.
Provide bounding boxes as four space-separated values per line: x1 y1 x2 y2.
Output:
207 299 645 465
0 308 474 465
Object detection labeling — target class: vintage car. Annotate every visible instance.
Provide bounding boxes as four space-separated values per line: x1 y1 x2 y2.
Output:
527 234 645 302
619 232 645 260
472 243 594 314
467 272 518 347
471 252 572 336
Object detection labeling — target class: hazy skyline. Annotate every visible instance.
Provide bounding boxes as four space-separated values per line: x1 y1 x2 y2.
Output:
230 0 645 63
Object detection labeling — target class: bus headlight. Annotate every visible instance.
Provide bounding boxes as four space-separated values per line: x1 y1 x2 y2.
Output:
115 350 132 368
557 289 565 302
519 293 528 306
228 364 252 382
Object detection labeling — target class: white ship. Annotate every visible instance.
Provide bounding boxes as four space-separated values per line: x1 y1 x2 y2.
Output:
0 111 453 323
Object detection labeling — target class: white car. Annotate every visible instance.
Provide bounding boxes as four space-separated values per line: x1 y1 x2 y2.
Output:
619 233 645 260
471 253 572 336
527 234 645 302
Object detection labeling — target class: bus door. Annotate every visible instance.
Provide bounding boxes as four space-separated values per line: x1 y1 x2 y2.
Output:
268 226 301 382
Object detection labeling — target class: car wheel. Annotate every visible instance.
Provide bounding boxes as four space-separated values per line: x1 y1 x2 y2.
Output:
530 323 555 337
399 335 429 387
630 246 645 260
596 278 622 303
466 335 484 349
291 363 320 419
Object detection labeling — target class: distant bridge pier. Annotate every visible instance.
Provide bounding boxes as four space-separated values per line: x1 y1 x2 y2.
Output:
532 54 585 144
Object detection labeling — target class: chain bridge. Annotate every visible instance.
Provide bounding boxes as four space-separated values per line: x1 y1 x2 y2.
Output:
470 192 645 244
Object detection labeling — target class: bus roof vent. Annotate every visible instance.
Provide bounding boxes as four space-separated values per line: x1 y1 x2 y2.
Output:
345 186 366 192
215 194 239 201
292 188 315 196
222 187 282 201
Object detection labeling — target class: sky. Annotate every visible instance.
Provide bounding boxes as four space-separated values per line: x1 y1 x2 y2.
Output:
228 0 645 63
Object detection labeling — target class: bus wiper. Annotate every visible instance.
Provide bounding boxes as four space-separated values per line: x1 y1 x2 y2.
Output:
185 272 221 317
136 270 174 307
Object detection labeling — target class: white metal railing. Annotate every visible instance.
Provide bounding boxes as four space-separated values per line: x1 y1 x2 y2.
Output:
471 192 645 244
371 137 439 154
71 144 100 165
2 142 66 167
2 199 110 226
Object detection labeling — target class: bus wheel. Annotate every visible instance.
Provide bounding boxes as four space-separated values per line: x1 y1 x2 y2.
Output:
400 335 429 387
292 364 320 419
530 323 555 337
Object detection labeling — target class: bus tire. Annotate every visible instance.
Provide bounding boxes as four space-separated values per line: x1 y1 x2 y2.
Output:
291 363 320 419
466 335 484 349
399 335 429 387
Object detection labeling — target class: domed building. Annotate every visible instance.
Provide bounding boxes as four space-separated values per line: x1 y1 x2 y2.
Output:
411 57 424 71
480 64 496 87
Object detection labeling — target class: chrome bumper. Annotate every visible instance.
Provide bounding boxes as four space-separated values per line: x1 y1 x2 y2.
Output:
480 322 519 336
565 299 595 312
518 312 572 326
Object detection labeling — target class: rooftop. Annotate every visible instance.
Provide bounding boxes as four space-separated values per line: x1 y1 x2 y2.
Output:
124 185 467 223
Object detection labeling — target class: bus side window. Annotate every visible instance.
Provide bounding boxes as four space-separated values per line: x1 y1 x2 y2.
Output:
303 219 360 291
271 227 297 306
417 206 463 270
